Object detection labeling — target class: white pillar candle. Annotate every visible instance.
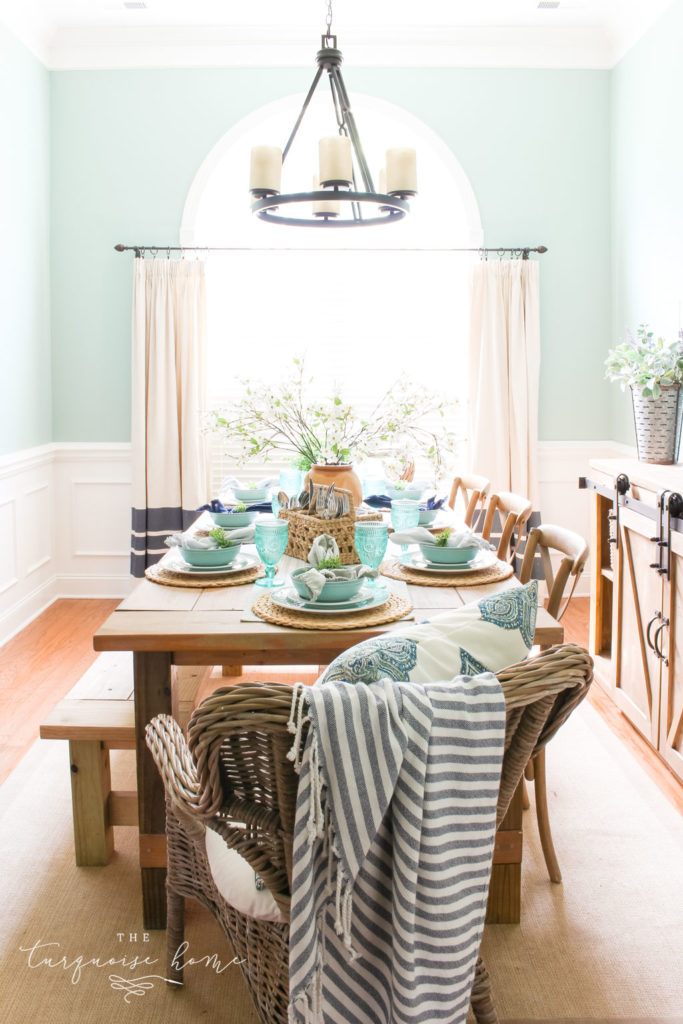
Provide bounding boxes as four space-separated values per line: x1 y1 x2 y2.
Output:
386 147 417 195
312 175 340 217
249 145 282 193
378 168 387 194
319 135 352 186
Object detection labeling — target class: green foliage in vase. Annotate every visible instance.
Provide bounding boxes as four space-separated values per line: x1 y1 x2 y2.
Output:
434 528 452 547
605 324 683 398
206 355 459 485
209 527 237 548
318 555 342 569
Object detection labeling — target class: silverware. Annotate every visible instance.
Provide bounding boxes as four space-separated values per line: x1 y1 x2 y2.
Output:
277 490 289 509
289 494 299 509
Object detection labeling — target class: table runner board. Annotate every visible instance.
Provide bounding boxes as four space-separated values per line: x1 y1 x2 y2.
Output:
252 591 413 630
145 562 265 589
380 557 514 587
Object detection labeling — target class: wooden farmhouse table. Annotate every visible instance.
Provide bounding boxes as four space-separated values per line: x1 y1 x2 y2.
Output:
94 553 563 930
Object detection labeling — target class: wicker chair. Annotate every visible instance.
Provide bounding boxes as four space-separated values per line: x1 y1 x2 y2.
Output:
146 643 593 1024
519 525 590 883
447 473 491 528
480 490 533 563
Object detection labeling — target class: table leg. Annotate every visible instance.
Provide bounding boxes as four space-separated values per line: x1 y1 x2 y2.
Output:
486 780 523 924
134 651 172 929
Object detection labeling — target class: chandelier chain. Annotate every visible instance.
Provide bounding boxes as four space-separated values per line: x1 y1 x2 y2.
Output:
325 0 333 37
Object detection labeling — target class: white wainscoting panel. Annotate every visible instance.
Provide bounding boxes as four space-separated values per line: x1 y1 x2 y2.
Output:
0 446 55 643
0 438 637 646
53 444 133 600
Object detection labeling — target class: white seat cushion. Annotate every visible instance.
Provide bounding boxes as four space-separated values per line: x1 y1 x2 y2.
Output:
204 825 287 923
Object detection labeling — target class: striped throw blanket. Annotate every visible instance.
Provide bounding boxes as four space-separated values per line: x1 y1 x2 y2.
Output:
287 674 505 1024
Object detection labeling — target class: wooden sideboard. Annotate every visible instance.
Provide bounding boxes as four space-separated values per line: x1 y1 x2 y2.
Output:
585 458 683 784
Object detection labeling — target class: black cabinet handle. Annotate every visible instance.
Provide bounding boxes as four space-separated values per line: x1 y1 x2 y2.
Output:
653 619 669 664
646 612 661 651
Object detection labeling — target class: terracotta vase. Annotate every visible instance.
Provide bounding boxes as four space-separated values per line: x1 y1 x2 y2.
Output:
305 463 363 507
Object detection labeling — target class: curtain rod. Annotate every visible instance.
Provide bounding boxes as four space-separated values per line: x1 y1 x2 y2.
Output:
114 243 548 259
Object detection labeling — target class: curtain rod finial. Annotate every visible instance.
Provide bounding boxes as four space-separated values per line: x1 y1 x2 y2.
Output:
114 244 126 252
537 245 548 253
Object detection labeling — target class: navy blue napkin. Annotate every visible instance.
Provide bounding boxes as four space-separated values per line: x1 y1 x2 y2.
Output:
196 499 272 513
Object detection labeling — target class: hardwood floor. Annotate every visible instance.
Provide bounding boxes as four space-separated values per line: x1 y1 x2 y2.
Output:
0 596 681 815
0 598 118 785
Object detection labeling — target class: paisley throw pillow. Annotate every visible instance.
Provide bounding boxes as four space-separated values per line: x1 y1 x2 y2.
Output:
319 580 538 685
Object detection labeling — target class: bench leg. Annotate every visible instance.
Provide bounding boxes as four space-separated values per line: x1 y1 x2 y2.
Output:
68 739 114 866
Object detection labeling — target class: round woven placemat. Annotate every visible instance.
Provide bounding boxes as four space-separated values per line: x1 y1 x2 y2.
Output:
252 591 413 630
380 557 514 587
145 562 265 589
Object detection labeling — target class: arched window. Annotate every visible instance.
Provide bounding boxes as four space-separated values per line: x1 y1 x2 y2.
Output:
182 92 482 490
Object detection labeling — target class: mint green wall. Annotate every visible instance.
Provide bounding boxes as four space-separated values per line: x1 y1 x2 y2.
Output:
50 67 612 443
611 0 683 444
0 26 51 456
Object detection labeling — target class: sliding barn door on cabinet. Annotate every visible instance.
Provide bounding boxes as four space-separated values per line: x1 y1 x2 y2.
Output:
614 507 663 746
661 529 683 778
585 457 683 786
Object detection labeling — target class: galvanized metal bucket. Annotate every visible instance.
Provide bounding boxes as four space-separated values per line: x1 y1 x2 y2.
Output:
631 384 683 464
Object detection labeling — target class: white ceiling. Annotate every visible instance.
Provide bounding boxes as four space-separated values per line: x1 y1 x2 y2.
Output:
0 0 675 70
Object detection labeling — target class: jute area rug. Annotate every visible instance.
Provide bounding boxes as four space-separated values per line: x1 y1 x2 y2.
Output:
0 700 681 1024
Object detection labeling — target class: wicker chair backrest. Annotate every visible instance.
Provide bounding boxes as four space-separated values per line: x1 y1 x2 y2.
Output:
177 644 592 908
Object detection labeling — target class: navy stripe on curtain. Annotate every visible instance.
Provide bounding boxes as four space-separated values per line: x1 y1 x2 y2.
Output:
130 506 201 577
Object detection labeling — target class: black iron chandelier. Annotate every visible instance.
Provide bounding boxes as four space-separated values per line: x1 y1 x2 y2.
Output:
249 0 417 227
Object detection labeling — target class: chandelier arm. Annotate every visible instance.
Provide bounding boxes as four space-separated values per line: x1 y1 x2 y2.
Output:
329 67 374 192
328 73 346 133
282 65 325 163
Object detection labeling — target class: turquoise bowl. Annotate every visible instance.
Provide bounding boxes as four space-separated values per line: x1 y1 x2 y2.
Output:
179 544 242 567
210 510 258 528
418 543 479 565
387 486 423 501
233 487 269 502
418 509 438 526
290 567 364 603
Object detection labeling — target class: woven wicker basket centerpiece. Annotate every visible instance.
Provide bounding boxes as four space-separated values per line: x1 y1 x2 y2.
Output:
278 488 382 565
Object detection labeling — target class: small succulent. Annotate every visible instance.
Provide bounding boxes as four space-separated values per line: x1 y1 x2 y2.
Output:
233 501 248 513
318 555 342 569
209 527 236 549
605 324 683 397
434 528 452 547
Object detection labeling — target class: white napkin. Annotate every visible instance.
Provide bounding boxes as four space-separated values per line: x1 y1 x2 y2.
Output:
165 531 216 550
294 565 379 601
165 525 255 550
390 526 494 550
220 475 277 491
307 534 340 566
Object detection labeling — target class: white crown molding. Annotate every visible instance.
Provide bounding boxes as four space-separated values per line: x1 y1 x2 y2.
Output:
45 25 615 71
607 0 675 65
0 8 51 66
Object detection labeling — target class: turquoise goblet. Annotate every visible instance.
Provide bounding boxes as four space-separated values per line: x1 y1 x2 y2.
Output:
354 522 389 588
254 519 289 588
390 499 420 562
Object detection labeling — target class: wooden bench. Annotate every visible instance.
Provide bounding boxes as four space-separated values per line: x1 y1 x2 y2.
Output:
40 699 136 866
40 656 213 867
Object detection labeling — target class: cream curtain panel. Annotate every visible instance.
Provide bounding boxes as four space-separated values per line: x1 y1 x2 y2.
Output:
130 258 208 577
468 259 541 506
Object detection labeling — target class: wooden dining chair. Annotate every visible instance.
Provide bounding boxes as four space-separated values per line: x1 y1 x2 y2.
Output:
146 643 593 1024
447 473 491 528
519 524 590 884
481 490 533 563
